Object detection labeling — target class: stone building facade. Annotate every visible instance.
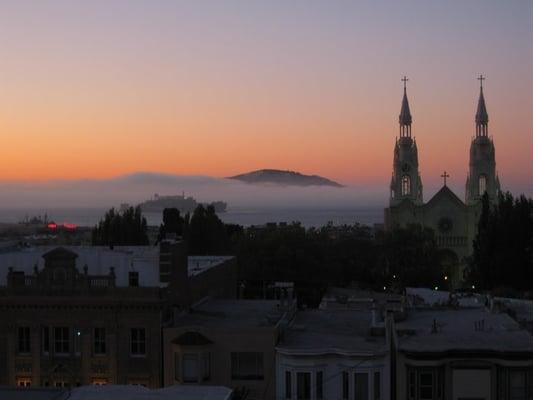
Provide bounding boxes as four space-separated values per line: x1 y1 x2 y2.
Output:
0 243 237 388
385 76 500 265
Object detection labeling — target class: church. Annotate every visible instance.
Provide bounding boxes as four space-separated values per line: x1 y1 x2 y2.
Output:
384 76 500 267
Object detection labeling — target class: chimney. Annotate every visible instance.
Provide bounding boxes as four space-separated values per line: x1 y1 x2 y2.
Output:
160 240 190 307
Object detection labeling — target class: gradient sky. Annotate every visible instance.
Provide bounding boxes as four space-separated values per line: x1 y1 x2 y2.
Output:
0 1 532 196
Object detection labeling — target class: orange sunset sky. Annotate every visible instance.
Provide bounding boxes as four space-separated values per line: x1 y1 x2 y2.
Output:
0 1 532 195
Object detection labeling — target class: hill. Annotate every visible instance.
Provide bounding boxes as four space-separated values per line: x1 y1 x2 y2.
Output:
227 169 343 187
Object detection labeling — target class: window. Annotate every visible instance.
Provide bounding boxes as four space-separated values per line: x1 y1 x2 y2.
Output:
407 368 444 400
18 327 31 354
74 329 82 356
285 371 292 399
401 175 411 196
17 378 31 387
174 353 180 381
129 271 139 287
419 371 433 399
510 370 527 400
183 353 198 383
202 352 211 380
130 328 146 356
42 327 50 355
231 352 264 380
94 328 106 355
479 174 487 196
354 373 368 400
316 371 323 400
342 371 349 400
91 378 108 385
374 372 381 400
296 372 311 400
54 327 70 355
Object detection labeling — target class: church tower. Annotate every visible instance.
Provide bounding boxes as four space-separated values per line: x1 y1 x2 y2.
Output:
465 75 500 205
390 77 423 206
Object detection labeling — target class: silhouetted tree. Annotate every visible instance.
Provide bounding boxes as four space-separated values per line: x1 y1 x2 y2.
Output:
92 206 149 246
468 191 533 291
187 205 230 255
376 224 444 288
157 208 187 243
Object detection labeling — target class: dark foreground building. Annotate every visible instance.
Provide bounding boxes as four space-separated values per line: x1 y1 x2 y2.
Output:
0 243 236 388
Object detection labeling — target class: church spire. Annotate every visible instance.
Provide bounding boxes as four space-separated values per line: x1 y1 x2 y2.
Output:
475 74 489 137
399 76 412 137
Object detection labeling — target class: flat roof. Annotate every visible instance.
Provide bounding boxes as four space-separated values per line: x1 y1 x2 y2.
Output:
396 308 533 353
406 287 482 308
277 309 386 356
69 385 231 400
173 299 286 329
0 246 234 288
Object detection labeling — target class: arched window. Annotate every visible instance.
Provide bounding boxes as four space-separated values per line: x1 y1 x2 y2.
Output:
478 174 487 196
401 175 411 196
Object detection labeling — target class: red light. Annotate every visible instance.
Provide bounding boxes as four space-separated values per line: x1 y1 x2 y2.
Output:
47 223 57 230
63 223 77 231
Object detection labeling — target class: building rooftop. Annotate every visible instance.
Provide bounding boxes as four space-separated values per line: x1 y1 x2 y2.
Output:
174 299 288 329
320 287 403 310
0 246 234 287
396 307 533 354
0 385 233 400
406 287 482 308
277 309 386 356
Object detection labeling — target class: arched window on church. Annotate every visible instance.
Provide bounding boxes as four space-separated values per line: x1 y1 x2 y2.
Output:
401 175 411 196
478 174 487 196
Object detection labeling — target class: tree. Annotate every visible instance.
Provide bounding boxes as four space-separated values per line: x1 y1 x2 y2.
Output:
377 224 444 288
92 206 149 246
187 205 230 255
468 191 533 291
157 208 187 242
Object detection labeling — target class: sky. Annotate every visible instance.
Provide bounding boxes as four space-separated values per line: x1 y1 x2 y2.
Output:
0 1 532 199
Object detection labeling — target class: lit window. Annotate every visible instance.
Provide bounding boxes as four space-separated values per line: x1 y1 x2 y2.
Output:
401 175 411 196
17 378 31 387
479 174 487 196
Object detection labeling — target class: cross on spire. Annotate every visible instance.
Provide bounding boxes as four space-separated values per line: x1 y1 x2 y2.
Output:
441 171 450 186
402 76 409 90
478 74 485 90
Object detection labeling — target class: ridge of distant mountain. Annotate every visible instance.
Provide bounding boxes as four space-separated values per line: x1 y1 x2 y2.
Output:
227 169 344 188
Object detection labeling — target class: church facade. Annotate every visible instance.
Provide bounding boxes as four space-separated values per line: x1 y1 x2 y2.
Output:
384 76 500 264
